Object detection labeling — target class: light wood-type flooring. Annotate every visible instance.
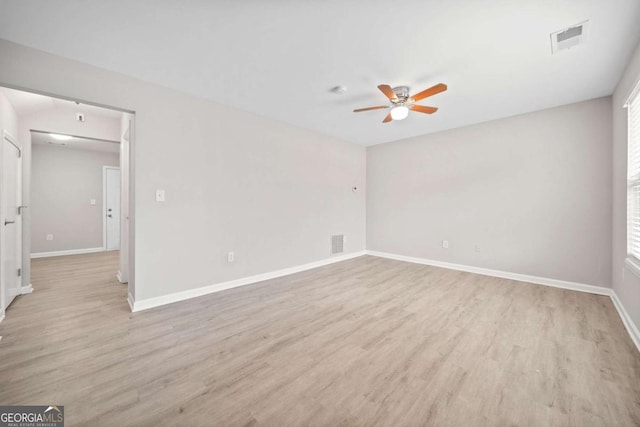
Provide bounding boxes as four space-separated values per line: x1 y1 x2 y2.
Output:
1 252 639 426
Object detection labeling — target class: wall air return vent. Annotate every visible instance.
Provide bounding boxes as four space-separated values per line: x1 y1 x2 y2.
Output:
551 21 589 54
331 235 344 255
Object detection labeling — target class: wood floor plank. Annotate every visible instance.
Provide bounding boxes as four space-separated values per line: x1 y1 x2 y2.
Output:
0 252 639 426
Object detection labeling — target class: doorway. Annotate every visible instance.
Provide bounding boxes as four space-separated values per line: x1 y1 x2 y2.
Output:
0 85 135 318
1 131 22 312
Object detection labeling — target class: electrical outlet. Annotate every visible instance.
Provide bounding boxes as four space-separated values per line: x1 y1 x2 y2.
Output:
46 234 53 241
474 245 480 253
90 199 96 205
442 240 449 249
227 252 235 263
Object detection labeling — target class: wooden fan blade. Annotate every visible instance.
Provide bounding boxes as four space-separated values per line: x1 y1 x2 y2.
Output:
353 106 389 112
411 105 438 114
382 113 393 123
377 84 398 101
411 83 447 101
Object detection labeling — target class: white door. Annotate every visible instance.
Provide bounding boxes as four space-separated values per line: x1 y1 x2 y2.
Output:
104 167 121 251
2 132 22 310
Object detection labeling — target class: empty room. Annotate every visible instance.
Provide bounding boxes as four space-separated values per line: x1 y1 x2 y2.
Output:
0 1 639 426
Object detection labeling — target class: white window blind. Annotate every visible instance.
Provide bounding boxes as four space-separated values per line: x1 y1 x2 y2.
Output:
627 85 640 261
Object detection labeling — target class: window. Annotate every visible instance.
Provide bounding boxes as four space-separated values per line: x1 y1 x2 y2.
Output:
627 84 640 263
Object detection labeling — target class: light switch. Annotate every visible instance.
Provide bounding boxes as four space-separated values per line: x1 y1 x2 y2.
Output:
90 199 96 205
156 189 166 202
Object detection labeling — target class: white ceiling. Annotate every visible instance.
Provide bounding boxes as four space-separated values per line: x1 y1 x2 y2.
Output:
1 0 639 145
31 131 119 153
0 87 122 119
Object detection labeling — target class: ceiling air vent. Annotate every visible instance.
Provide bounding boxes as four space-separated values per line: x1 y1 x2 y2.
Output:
551 21 589 54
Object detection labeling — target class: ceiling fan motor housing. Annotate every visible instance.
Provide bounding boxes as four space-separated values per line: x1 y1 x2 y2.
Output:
392 86 411 102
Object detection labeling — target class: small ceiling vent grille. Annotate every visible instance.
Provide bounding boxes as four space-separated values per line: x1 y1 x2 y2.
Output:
551 21 589 54
331 235 344 255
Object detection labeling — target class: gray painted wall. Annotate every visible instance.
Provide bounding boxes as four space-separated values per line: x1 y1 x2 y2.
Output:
0 39 367 302
612 41 640 331
367 97 612 287
30 144 119 253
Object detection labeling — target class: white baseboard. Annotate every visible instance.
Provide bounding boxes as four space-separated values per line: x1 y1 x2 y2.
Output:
127 292 134 312
0 287 33 326
366 250 640 354
132 251 366 312
365 250 610 295
610 290 640 354
117 271 129 284
31 247 104 259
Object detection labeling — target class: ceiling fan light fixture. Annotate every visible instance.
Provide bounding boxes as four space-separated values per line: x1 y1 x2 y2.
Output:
353 82 447 123
390 105 409 121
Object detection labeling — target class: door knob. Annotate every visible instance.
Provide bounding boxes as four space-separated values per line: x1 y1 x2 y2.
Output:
4 220 15 226
108 208 112 212
108 214 112 218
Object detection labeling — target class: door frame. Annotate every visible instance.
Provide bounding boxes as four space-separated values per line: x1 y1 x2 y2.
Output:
0 130 23 316
0 82 136 315
102 165 121 251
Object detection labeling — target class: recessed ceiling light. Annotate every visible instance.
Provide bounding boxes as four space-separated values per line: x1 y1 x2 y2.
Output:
49 133 73 141
390 106 409 121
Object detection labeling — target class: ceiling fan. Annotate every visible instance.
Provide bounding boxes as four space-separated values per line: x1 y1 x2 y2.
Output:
353 83 447 123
